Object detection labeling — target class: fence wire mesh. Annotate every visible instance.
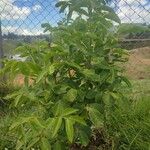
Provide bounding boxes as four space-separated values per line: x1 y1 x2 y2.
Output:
0 0 150 56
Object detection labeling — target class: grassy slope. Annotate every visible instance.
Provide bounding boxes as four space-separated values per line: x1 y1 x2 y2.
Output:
3 40 21 56
124 47 150 80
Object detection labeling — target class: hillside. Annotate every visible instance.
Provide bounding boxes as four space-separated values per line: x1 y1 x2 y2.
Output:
125 47 150 80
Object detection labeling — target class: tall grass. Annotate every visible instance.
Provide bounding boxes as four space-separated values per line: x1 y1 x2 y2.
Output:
108 96 150 150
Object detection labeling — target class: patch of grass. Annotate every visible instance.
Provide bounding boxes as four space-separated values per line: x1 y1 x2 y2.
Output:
131 79 150 99
108 96 150 150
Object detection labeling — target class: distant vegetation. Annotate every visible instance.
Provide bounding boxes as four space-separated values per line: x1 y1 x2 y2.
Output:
3 40 20 56
3 32 49 41
118 23 150 39
2 33 50 56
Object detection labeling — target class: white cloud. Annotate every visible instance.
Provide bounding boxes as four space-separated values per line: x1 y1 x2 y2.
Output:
119 0 148 6
2 25 44 35
0 0 31 20
32 5 42 12
0 0 42 20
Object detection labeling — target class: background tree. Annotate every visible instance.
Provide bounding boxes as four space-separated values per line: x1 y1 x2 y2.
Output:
7 32 18 40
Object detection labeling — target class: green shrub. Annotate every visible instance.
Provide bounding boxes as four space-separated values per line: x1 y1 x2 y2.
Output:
1 0 133 149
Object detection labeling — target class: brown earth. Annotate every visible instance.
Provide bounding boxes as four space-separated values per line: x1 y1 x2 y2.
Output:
14 74 25 86
14 74 33 86
124 47 150 80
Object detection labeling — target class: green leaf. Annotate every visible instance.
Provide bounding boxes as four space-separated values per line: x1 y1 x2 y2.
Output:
61 108 78 117
16 140 24 150
65 62 81 70
65 88 78 102
19 62 31 75
14 94 23 107
36 64 55 83
49 64 55 74
5 91 20 100
95 93 102 103
77 8 88 16
52 101 66 116
10 118 29 130
29 117 44 131
59 3 68 13
87 106 103 127
65 118 74 143
36 68 48 83
51 118 63 138
10 117 42 130
67 10 73 21
27 62 41 75
99 5 115 14
40 137 51 150
54 84 69 95
110 92 120 100
68 115 86 126
86 90 96 99
78 130 89 146
108 69 115 83
120 76 132 87
41 23 52 32
104 12 121 24
55 1 68 8
103 92 111 108
82 69 100 82
53 141 62 150
27 137 40 149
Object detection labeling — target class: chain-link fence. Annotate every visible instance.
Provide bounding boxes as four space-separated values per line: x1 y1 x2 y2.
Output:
0 0 150 56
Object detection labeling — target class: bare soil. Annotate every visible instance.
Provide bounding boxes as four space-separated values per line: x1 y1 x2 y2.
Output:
124 47 150 79
14 74 33 86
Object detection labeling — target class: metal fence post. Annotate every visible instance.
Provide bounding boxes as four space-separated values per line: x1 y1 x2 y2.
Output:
0 18 4 69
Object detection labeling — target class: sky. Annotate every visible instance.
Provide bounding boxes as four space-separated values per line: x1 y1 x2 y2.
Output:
0 0 150 35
